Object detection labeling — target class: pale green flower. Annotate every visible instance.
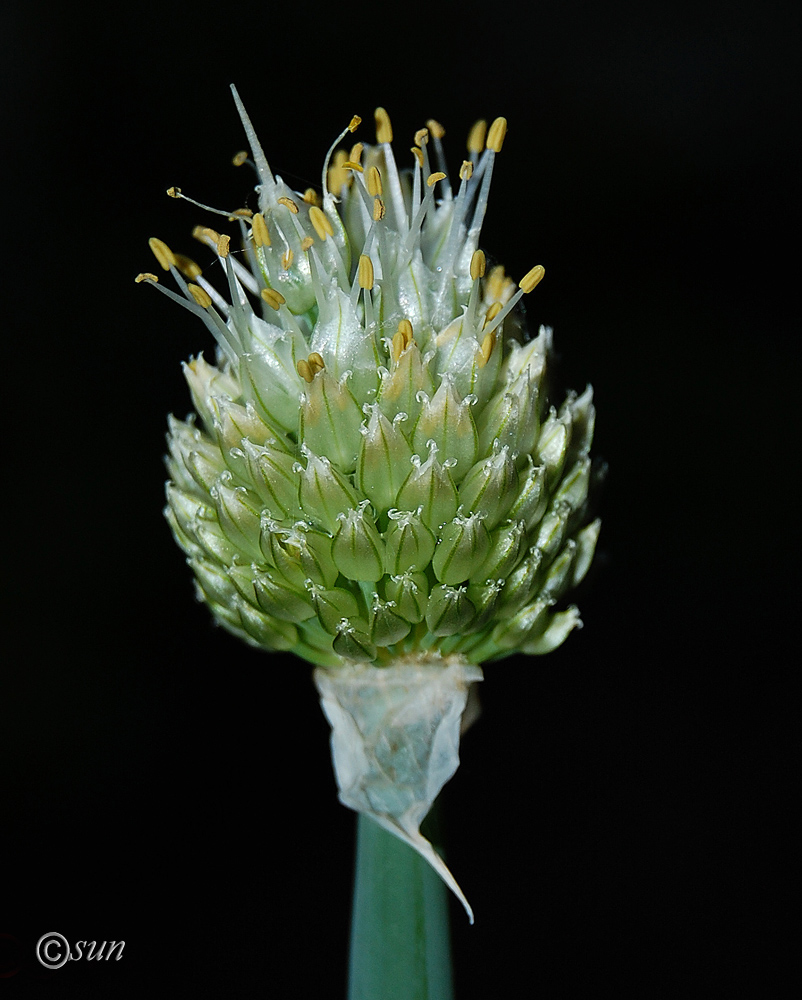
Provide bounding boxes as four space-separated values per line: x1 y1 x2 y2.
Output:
145 96 598 668
141 89 600 918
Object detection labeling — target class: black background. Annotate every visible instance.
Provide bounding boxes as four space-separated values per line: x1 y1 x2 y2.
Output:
2 0 798 995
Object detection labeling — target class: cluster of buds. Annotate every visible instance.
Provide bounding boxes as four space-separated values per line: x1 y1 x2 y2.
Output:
143 96 599 668
141 89 599 917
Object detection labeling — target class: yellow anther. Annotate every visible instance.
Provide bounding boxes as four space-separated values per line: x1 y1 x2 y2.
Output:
485 264 506 300
303 188 320 205
367 166 382 197
467 120 487 154
166 186 182 199
327 149 352 193
391 330 406 362
148 237 176 271
358 254 374 290
397 318 414 345
411 147 424 167
348 115 362 133
174 253 202 279
309 205 334 241
470 249 486 281
342 160 364 173
459 160 474 181
391 320 414 363
426 119 445 139
188 284 212 309
297 359 314 383
478 331 495 368
282 248 294 270
427 171 446 188
232 150 249 166
519 264 545 293
277 196 299 214
374 107 393 143
349 142 364 163
486 116 508 152
308 352 325 374
192 226 221 248
261 287 286 310
484 301 503 326
372 198 386 221
229 208 253 220
135 272 158 283
216 233 230 258
414 127 429 146
252 213 271 248
300 236 314 251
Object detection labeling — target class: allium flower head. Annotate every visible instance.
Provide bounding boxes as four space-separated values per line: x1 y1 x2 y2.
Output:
144 90 599 669
142 88 602 918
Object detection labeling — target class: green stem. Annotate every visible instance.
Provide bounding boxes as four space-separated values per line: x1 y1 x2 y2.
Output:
348 809 454 1000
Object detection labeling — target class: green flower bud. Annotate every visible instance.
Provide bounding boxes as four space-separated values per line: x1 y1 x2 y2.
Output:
368 596 412 646
332 619 377 662
211 481 263 561
537 406 572 489
395 445 458 532
297 448 361 533
498 547 543 615
300 370 363 473
521 606 582 655
331 501 385 582
572 518 601 589
384 509 436 575
507 458 548 530
229 563 314 623
189 556 237 607
211 395 274 454
541 539 578 601
477 369 540 456
492 598 552 651
355 405 413 515
554 456 592 513
473 519 527 583
535 500 572 561
165 483 210 549
310 286 380 400
384 571 428 624
186 448 226 493
432 513 491 585
238 439 303 521
466 578 505 631
182 354 240 431
425 584 476 637
412 376 478 475
239 343 304 434
307 582 362 634
195 519 238 566
276 521 338 588
457 445 518 528
227 596 299 651
375 342 435 424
